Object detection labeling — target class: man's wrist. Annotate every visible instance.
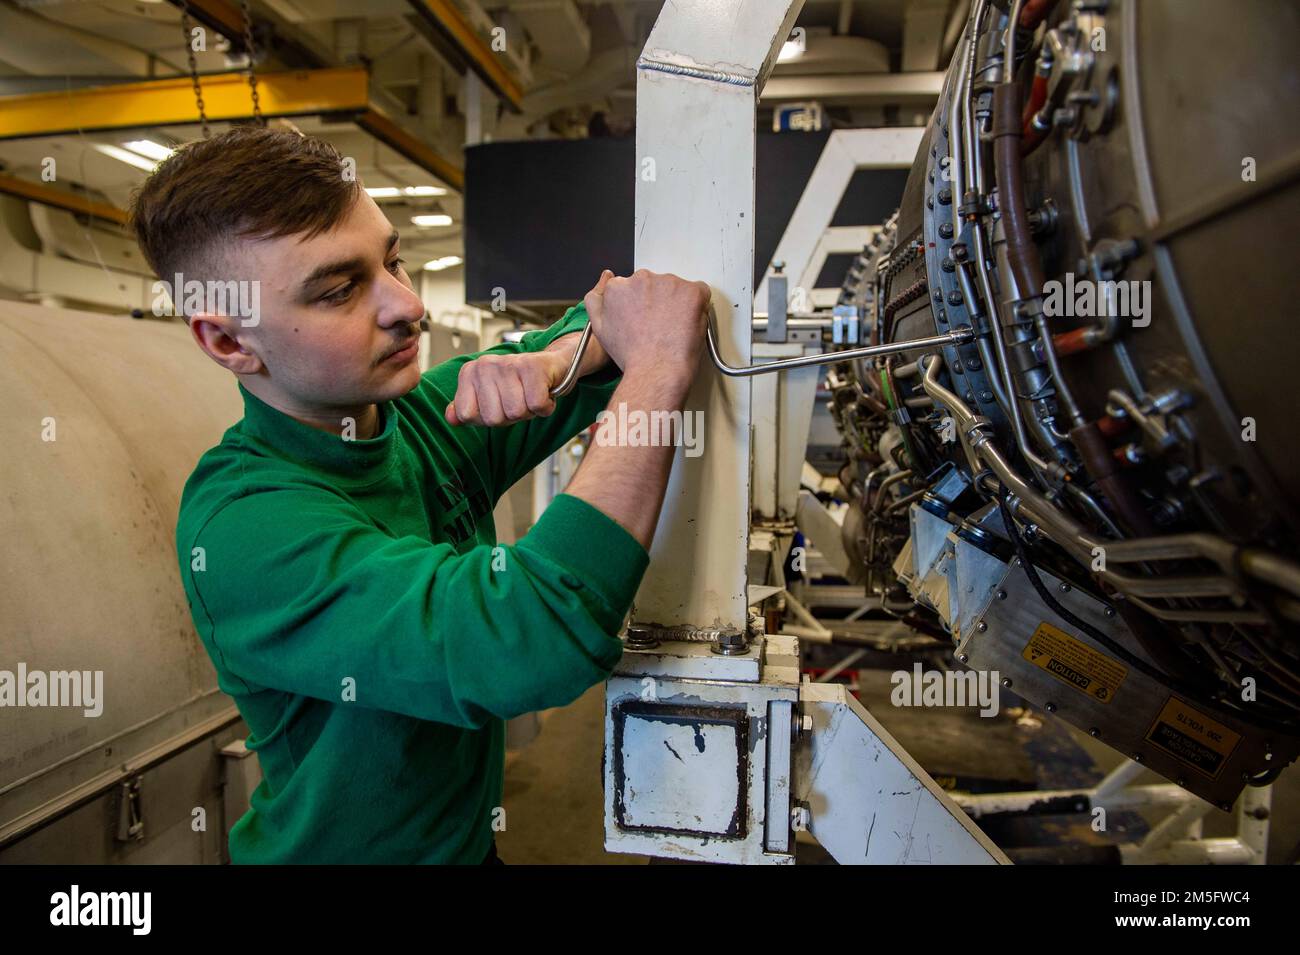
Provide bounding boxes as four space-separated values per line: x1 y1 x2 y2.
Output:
619 362 694 405
546 327 610 380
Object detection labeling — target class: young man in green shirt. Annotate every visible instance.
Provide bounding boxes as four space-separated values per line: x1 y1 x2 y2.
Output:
130 126 709 863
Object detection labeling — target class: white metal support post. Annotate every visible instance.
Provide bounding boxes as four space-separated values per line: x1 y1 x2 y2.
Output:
630 0 803 635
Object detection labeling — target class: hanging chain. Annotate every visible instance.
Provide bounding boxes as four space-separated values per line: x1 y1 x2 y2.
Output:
179 0 210 138
239 0 265 125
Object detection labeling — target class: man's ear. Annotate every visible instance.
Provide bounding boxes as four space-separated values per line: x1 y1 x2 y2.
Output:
189 313 264 375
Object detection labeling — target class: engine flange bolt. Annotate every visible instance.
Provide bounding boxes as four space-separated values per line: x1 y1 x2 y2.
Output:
947 290 963 306
938 187 952 205
938 223 954 239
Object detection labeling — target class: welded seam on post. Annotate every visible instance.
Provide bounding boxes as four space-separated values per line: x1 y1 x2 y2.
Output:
635 55 756 87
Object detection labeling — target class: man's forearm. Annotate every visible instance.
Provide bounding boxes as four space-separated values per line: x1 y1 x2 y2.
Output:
564 369 690 550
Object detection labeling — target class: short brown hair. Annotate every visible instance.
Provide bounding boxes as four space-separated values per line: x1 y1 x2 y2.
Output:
129 125 360 283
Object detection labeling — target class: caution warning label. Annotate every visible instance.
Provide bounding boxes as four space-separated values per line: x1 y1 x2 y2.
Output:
1021 621 1127 704
1145 697 1242 779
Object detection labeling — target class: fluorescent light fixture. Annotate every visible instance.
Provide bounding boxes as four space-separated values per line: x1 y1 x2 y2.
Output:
366 185 448 200
411 214 452 227
93 143 159 172
123 139 174 162
422 256 463 271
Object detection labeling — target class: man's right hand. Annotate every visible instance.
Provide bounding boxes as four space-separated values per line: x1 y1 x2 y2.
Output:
584 269 711 386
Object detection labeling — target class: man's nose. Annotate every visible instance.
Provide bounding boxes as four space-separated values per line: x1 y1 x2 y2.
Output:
378 273 427 327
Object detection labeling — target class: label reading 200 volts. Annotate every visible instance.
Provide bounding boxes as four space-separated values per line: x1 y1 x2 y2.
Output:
1144 697 1242 780
1021 621 1128 704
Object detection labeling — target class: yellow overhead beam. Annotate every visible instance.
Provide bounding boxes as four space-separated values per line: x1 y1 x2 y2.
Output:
0 173 128 226
0 68 463 192
407 0 524 111
0 68 369 140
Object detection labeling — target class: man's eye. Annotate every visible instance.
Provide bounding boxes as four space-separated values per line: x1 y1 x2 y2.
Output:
387 257 406 274
322 283 356 305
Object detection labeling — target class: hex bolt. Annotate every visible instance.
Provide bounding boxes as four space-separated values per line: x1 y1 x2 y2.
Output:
625 626 660 650
958 653 970 663
1089 727 1101 738
977 620 987 632
1045 702 1057 713
1058 581 1071 593
711 630 749 656
938 222 954 239
938 187 952 205
1104 606 1116 618
996 590 1007 600
1133 753 1144 764
1001 677 1012 688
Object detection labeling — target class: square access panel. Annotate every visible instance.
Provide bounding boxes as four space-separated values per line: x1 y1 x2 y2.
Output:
612 701 749 838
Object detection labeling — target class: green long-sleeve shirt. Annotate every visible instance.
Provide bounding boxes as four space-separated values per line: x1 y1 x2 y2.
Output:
176 304 646 863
